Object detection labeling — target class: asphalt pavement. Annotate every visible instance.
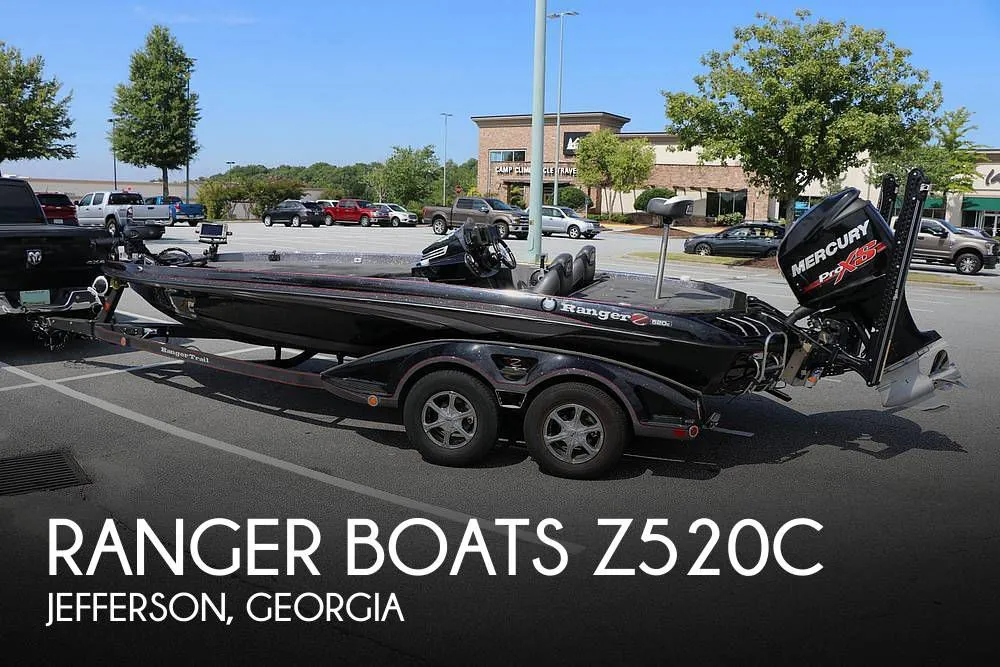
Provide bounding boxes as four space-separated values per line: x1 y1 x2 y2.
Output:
1 221 997 664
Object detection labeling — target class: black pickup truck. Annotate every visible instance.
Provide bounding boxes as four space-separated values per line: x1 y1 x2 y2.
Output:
1 177 111 321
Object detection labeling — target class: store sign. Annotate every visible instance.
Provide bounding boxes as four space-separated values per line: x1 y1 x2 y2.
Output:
494 164 578 177
981 167 1000 187
563 132 589 155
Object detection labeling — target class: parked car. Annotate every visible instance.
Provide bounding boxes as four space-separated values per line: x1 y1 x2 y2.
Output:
372 202 419 227
75 191 172 239
323 199 389 227
1 177 110 322
144 195 207 227
422 197 529 239
36 192 78 226
912 217 998 275
528 205 606 239
262 200 327 227
683 223 786 257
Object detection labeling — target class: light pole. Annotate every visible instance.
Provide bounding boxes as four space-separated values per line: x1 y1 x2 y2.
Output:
527 0 547 263
440 112 453 205
107 118 118 189
547 10 577 207
185 57 196 203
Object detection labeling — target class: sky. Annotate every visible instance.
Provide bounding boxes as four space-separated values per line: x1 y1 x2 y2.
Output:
4 0 1000 182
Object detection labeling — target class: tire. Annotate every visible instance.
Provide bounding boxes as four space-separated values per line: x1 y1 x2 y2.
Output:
391 217 400 227
567 224 581 239
524 382 628 479
324 215 334 226
542 231 552 237
954 251 983 275
432 218 447 235
695 243 713 256
105 218 119 236
495 221 510 239
360 215 370 227
263 215 273 227
291 215 301 228
403 370 499 467
188 221 197 227
764 248 777 258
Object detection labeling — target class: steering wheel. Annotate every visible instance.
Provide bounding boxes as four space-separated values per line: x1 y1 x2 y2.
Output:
493 237 517 270
155 247 207 267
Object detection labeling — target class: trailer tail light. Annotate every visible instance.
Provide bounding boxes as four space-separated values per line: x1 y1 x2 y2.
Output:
671 425 700 439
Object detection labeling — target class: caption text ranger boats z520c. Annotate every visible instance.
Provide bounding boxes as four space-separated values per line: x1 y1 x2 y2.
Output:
48 170 961 478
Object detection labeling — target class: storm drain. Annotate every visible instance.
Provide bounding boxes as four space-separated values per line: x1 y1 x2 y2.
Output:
0 450 91 496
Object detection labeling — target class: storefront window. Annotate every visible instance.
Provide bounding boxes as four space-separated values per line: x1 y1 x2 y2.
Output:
706 189 747 217
489 150 526 163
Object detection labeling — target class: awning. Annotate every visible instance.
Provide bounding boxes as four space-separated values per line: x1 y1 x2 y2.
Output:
962 196 1000 212
894 196 943 208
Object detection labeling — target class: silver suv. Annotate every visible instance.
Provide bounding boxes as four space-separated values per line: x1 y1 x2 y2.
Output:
914 218 998 275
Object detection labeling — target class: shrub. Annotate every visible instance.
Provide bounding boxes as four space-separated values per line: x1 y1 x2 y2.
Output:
556 186 588 210
243 177 306 218
196 179 246 220
714 212 744 226
594 212 633 224
634 187 676 212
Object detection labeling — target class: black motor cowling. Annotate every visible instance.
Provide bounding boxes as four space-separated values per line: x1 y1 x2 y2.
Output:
777 188 892 309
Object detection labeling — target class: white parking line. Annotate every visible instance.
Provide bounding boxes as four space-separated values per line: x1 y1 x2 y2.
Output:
0 360 584 554
0 346 267 393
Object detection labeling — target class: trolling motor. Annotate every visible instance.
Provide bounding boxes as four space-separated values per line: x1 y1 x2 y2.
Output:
645 196 695 299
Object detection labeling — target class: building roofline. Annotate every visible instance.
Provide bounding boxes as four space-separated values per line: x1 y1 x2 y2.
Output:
471 111 631 127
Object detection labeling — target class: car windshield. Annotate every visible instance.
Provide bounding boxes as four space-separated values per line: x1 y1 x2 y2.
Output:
484 198 513 211
560 207 584 219
37 193 73 207
109 193 145 205
936 219 962 233
388 204 406 212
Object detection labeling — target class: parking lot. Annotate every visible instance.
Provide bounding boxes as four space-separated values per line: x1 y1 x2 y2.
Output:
2 222 998 663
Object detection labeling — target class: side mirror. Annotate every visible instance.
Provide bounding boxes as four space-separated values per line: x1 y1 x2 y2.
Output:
73 200 79 206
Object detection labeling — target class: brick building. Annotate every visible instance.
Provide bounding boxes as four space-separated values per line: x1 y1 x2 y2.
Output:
472 111 869 221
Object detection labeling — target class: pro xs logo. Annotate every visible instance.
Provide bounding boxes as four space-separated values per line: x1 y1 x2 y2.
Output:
802 238 887 293
25 249 43 267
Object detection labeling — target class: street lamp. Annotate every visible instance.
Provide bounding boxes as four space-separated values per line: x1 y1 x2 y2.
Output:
547 10 578 207
440 112 453 205
107 118 118 189
185 57 197 203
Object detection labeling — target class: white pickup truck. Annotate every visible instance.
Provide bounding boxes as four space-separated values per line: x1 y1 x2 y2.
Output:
75 191 173 238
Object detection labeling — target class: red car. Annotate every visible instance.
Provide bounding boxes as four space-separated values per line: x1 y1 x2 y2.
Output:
323 198 390 227
36 192 79 225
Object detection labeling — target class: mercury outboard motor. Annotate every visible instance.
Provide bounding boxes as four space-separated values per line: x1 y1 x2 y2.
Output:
776 170 962 410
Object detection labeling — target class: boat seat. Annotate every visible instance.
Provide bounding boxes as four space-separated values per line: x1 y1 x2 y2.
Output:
532 252 575 295
571 245 596 290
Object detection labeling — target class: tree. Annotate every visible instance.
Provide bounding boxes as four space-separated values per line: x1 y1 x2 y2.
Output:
871 107 980 209
111 25 200 197
556 186 588 210
364 163 391 202
634 186 676 212
382 145 438 205
0 42 75 169
575 129 621 214
610 139 655 214
664 10 941 222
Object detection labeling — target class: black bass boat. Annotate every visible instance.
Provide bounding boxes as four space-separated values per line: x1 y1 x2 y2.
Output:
48 170 961 478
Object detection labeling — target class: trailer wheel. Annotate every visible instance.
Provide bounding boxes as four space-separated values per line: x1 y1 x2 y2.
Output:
403 370 499 467
524 383 628 479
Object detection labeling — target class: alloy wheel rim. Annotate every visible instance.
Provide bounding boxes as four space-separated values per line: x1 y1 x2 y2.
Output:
421 391 478 449
542 403 605 464
697 245 710 255
958 256 977 273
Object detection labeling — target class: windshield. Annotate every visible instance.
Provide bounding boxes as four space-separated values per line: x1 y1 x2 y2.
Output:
936 218 961 233
109 193 145 205
484 198 513 211
388 204 406 212
560 207 584 219
0 181 45 223
37 193 74 207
